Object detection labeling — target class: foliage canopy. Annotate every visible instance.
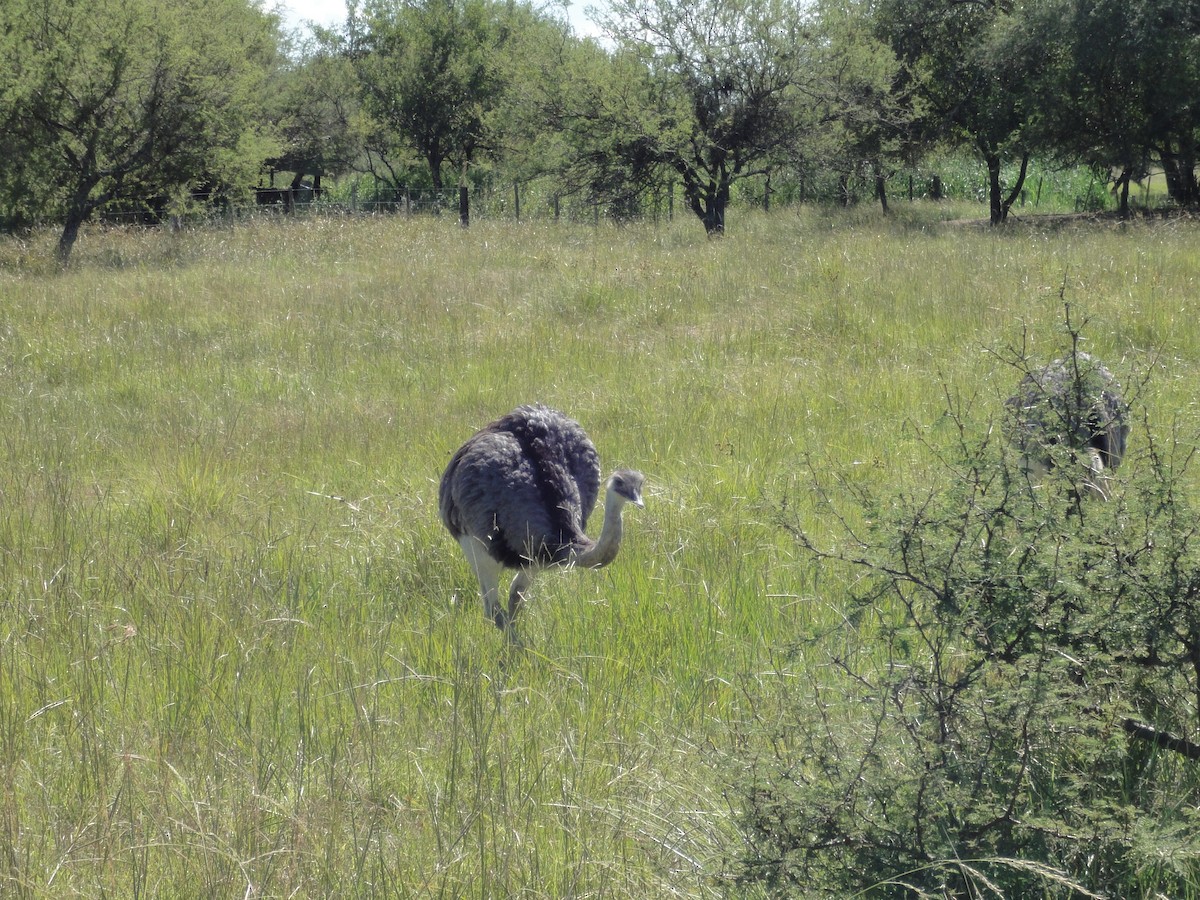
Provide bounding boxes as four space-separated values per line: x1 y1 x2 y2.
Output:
0 0 280 262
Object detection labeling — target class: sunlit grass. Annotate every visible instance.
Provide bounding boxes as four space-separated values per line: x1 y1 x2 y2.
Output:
1 206 1199 896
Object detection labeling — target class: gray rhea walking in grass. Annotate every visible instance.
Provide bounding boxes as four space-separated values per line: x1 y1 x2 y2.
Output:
1007 351 1130 500
439 404 645 634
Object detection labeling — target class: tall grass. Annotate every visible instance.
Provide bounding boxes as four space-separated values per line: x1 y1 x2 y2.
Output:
1 207 1199 897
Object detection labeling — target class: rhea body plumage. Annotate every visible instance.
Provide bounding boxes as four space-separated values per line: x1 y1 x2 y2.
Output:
439 404 644 632
1007 352 1130 500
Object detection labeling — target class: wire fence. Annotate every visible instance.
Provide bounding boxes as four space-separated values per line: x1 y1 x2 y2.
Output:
98 183 683 228
92 162 1131 229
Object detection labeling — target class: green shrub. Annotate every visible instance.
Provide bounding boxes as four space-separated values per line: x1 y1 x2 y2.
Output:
733 325 1200 898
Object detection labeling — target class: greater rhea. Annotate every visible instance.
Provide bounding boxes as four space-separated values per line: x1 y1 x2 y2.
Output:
439 404 645 634
1007 352 1130 500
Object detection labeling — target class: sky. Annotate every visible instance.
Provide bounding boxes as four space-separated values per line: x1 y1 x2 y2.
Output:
277 0 345 29
276 0 602 39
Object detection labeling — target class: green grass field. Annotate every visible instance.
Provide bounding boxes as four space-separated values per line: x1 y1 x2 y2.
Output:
2 205 1199 897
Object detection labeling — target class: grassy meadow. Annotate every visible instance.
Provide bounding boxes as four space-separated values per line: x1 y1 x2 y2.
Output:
2 205 1200 897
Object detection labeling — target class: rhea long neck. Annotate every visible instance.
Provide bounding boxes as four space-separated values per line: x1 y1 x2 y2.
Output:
571 488 630 569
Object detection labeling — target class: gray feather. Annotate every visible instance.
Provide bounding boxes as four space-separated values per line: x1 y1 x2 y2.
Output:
1007 352 1130 471
439 404 602 567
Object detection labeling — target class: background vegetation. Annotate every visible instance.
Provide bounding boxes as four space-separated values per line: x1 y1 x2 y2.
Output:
2 0 1198 261
2 205 1200 897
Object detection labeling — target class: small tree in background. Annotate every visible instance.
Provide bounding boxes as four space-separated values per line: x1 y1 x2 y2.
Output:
810 0 927 215
355 0 511 219
0 0 279 264
594 0 816 234
265 31 368 199
872 0 1037 225
734 319 1200 897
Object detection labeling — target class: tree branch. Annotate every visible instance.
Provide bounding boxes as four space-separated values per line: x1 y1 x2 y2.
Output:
1122 718 1200 762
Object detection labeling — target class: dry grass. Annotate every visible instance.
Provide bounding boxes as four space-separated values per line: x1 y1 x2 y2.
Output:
1 207 1198 897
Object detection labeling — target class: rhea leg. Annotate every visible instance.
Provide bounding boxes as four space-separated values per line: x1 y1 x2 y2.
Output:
506 568 535 628
458 536 503 623
1082 448 1111 501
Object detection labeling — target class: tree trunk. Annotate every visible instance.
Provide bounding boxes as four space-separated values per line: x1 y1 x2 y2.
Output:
56 212 85 267
1001 152 1030 221
458 159 469 228
1160 139 1198 205
985 152 1003 225
874 165 890 215
1115 168 1132 218
985 150 1029 224
702 180 729 235
56 181 100 266
1180 142 1198 205
682 178 727 235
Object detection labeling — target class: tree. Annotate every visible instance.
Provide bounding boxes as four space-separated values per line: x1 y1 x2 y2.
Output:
356 0 509 217
266 31 368 201
0 0 280 263
1014 0 1153 217
539 42 669 218
1055 0 1199 210
1137 0 1200 206
809 0 926 214
593 0 815 234
475 4 586 209
873 0 1036 224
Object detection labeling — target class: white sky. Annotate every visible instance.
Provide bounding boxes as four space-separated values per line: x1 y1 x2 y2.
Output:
276 0 602 39
277 0 345 29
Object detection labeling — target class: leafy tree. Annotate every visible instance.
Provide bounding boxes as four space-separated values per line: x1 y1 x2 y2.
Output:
0 0 280 263
538 42 668 217
1011 0 1153 217
873 0 1037 224
355 0 509 211
809 0 925 214
265 31 368 200
1047 0 1199 210
593 0 816 234
1134 0 1200 206
478 4 588 207
734 320 1200 897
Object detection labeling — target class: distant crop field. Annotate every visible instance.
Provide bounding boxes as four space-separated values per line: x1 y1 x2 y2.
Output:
2 207 1199 897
